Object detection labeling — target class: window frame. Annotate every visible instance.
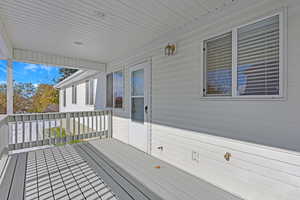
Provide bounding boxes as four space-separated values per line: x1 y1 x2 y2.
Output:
106 69 125 109
201 11 286 100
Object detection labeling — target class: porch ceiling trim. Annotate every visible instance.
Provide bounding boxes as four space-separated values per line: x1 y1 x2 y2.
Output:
54 70 101 89
13 48 106 71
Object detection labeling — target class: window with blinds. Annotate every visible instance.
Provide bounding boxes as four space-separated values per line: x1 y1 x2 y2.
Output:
72 85 77 104
90 79 94 105
204 32 232 96
106 73 113 107
63 89 66 107
237 15 280 96
113 71 124 108
203 13 283 98
106 71 124 108
85 80 90 105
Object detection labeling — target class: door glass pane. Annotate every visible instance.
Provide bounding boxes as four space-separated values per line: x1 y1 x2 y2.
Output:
131 97 144 122
132 69 144 96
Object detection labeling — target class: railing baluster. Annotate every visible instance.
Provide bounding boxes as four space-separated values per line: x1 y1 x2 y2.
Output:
53 115 56 145
60 115 63 144
83 113 86 137
22 115 25 149
29 121 32 147
73 113 76 140
42 116 45 145
100 112 103 138
66 113 70 143
91 112 94 137
95 113 98 136
14 120 17 150
36 115 39 147
78 113 81 139
108 110 112 138
86 112 90 138
104 111 107 138
48 115 51 145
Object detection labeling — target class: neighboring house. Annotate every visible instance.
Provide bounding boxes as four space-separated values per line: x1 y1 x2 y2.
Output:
54 70 106 112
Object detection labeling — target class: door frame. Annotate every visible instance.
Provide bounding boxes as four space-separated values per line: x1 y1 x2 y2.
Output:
129 60 152 154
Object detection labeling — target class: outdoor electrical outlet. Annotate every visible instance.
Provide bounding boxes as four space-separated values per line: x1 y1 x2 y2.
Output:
192 151 200 162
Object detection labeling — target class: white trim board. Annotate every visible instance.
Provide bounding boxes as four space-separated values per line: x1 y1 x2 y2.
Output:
13 48 106 71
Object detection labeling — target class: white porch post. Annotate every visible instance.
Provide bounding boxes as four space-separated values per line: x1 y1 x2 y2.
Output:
6 59 13 114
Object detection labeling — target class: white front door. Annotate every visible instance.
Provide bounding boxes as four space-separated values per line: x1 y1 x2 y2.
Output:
129 62 151 153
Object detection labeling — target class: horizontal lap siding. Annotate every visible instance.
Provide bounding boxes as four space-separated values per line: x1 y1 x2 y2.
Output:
108 2 300 200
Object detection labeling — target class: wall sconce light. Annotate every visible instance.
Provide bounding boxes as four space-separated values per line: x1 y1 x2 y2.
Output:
164 43 176 56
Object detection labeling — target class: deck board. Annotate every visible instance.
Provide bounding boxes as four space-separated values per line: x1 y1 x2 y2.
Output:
74 142 163 200
0 139 243 200
8 153 27 200
88 139 242 200
0 155 17 200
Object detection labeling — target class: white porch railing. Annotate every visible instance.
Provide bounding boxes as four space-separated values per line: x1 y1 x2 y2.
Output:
6 110 112 151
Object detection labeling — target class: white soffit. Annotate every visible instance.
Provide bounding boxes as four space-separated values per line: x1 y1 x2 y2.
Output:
13 48 106 71
0 0 242 63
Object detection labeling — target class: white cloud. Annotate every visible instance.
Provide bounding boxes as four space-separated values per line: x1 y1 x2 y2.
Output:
0 67 6 73
0 80 6 84
40 65 52 72
24 64 39 72
33 83 39 88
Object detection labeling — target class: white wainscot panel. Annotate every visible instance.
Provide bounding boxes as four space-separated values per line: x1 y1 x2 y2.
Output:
151 124 300 200
112 116 129 144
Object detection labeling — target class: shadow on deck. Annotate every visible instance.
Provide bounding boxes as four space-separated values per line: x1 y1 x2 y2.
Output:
0 139 242 200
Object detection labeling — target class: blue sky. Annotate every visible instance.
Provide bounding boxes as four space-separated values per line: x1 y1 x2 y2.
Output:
0 60 61 85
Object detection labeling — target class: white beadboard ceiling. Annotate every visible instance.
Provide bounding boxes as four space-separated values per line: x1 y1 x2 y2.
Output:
0 0 248 63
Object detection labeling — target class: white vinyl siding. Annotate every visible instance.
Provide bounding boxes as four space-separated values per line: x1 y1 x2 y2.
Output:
107 5 299 200
203 14 282 98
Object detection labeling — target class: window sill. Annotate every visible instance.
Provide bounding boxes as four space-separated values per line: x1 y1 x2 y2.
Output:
199 95 286 101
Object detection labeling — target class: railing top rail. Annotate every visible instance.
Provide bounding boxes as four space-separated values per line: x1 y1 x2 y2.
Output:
7 109 112 122
0 115 8 125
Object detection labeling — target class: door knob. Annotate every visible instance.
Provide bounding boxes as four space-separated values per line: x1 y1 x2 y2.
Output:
145 105 148 113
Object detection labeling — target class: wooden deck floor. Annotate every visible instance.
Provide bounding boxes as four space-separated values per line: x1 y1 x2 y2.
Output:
88 139 242 200
0 138 242 200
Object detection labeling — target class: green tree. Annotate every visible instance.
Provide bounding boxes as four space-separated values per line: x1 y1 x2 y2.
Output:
13 83 36 113
0 84 6 114
31 84 59 113
57 68 78 82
